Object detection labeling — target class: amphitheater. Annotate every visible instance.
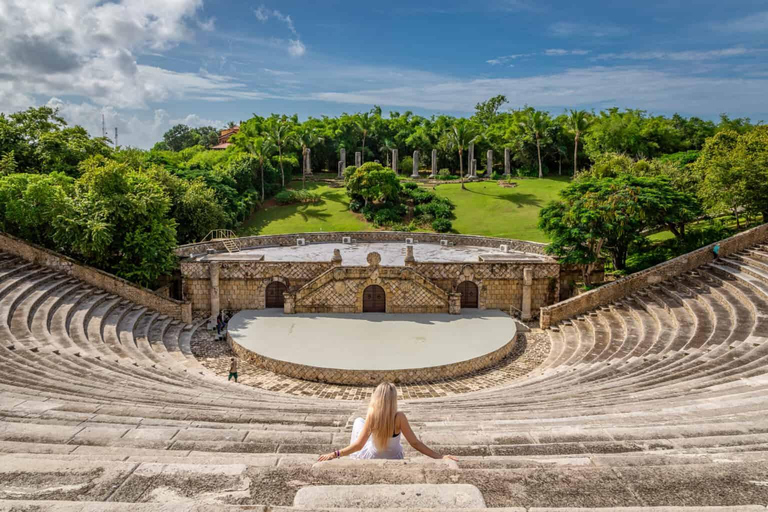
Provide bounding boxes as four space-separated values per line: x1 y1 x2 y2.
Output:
2 222 768 511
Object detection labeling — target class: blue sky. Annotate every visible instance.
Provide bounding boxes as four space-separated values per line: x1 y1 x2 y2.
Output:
1 0 767 147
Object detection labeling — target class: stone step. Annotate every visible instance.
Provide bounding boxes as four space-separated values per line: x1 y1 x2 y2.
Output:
293 484 486 509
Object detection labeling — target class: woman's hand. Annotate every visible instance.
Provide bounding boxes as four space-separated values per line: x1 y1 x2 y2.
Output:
317 452 337 462
442 455 458 462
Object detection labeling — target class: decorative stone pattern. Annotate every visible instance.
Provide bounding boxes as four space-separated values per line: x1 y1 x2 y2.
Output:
229 330 516 385
540 221 768 328
192 324 550 400
0 232 192 323
292 265 451 314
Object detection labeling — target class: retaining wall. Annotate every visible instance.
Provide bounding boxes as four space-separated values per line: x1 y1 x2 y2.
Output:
539 222 768 329
0 232 192 323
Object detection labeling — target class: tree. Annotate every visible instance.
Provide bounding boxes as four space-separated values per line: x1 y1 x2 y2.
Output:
694 127 768 225
519 110 551 178
194 126 220 149
378 138 396 168
474 95 508 127
265 117 295 189
162 124 200 152
231 123 275 202
445 121 479 190
354 113 373 164
54 157 177 286
567 110 593 175
345 162 401 207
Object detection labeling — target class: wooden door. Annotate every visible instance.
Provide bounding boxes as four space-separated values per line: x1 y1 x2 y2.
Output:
265 282 287 308
363 285 386 312
457 281 478 308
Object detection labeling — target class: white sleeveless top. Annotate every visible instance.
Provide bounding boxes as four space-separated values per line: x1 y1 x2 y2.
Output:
348 417 405 460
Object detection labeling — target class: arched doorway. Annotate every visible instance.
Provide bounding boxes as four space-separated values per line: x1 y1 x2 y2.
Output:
457 281 478 308
265 281 287 309
363 285 386 312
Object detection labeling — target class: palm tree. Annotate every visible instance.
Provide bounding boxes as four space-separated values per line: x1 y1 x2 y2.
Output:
296 126 324 190
354 113 373 164
567 109 593 175
231 125 275 202
379 138 395 168
265 118 295 189
445 121 479 190
519 110 550 178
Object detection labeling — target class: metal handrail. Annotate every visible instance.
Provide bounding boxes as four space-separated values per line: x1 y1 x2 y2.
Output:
201 229 238 242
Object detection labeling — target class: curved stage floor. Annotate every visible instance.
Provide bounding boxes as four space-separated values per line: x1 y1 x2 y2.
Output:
228 310 517 385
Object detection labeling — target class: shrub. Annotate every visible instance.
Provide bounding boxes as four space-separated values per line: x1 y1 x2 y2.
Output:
491 171 503 180
348 198 364 212
342 165 357 183
438 168 451 177
415 196 455 221
400 156 413 174
402 181 419 191
373 207 403 226
274 189 320 205
432 218 452 233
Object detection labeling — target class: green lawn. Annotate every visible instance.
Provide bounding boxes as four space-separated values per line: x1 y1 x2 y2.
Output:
434 178 570 242
239 177 570 241
238 181 372 236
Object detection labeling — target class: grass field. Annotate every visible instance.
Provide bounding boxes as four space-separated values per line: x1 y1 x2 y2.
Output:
434 178 570 242
238 181 371 236
239 177 571 241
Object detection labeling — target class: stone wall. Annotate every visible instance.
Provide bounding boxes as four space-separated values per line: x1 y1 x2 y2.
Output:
0 232 192 323
539 222 768 329
292 265 451 314
175 231 549 258
229 330 517 385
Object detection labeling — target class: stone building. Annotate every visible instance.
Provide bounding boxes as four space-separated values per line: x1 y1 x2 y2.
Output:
177 232 564 321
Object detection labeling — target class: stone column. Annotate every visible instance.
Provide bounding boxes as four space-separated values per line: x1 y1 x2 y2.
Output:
411 150 420 178
404 245 415 266
504 147 511 176
304 148 312 175
430 149 437 178
340 148 346 168
337 161 343 177
449 293 461 315
355 152 362 167
209 262 220 326
392 149 398 174
284 293 295 314
471 159 477 177
486 150 493 178
468 143 474 175
521 267 533 321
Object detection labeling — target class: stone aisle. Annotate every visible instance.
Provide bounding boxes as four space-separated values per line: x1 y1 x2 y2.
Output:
191 325 550 401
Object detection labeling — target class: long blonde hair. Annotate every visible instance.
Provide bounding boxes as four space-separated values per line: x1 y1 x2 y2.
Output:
367 382 398 451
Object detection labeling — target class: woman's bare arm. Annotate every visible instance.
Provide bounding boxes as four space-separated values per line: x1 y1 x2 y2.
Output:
398 412 457 461
318 416 371 461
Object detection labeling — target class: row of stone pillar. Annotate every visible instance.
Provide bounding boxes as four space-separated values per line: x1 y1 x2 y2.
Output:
337 147 513 178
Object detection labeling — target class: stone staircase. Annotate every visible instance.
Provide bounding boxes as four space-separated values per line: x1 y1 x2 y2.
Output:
2 242 768 510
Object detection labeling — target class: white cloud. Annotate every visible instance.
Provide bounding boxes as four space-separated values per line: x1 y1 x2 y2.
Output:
301 66 768 119
252 4 305 56
487 54 531 65
550 21 626 38
288 39 307 57
545 49 590 56
596 47 766 62
713 11 768 33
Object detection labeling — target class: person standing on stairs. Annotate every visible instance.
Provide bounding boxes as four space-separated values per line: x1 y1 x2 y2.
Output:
318 382 458 462
228 357 238 383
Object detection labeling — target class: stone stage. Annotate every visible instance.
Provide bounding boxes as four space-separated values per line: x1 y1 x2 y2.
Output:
227 309 517 385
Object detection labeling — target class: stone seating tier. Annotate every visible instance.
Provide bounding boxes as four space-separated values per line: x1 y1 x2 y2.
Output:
1 239 768 509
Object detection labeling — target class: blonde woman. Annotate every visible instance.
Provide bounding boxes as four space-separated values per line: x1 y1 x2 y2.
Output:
318 382 458 461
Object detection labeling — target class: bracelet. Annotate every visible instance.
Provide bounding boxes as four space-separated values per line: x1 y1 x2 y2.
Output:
335 449 340 458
